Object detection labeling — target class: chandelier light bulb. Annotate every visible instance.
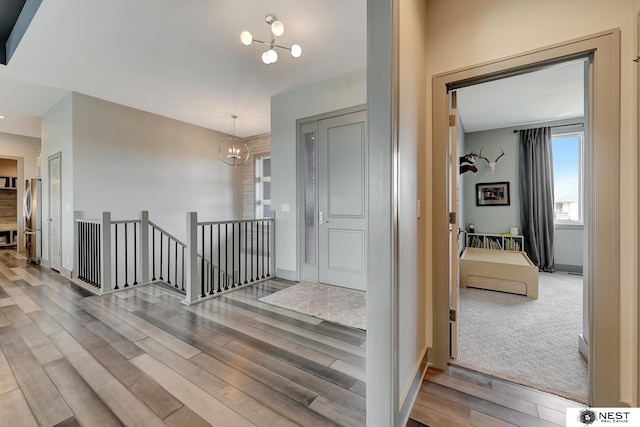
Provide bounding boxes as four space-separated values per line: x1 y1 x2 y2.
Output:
290 44 302 58
261 51 271 64
271 20 284 36
240 31 253 46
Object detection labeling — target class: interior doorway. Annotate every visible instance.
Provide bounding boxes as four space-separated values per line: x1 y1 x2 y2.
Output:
432 30 621 407
0 158 19 250
445 60 589 403
298 106 368 291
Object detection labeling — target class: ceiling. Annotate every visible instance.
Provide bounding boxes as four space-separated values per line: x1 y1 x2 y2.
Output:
0 0 367 138
0 2 583 140
457 60 585 133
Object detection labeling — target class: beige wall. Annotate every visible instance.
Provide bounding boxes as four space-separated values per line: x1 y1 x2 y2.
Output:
425 0 638 405
398 0 429 413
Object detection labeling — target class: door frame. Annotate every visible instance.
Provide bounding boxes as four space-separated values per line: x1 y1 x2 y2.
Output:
296 104 367 283
432 29 621 407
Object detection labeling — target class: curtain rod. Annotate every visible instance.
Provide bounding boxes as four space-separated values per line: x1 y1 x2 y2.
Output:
512 122 584 133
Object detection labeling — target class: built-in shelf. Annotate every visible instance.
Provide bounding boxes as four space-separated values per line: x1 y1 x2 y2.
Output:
466 232 524 252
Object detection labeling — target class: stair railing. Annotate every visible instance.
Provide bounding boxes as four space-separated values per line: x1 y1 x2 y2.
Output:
74 210 276 303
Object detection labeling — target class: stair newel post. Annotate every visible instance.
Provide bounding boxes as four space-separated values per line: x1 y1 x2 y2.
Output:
139 211 150 283
182 211 199 305
270 211 276 278
101 211 113 294
73 211 83 281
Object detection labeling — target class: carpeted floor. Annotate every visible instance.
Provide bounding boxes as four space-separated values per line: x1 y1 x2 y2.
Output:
259 281 367 330
451 271 588 404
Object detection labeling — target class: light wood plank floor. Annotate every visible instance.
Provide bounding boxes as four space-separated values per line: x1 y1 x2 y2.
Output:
0 249 366 426
408 365 587 427
0 248 588 427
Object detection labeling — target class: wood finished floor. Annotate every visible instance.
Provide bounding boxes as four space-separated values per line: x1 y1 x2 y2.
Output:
0 247 587 427
408 366 587 427
0 249 366 427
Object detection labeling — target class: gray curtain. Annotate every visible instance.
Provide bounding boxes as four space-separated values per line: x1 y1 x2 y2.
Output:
519 127 555 272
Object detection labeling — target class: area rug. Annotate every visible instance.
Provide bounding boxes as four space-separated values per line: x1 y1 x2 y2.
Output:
451 271 588 403
259 282 367 330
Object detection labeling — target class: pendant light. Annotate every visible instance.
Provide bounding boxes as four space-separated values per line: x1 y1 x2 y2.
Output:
219 115 249 167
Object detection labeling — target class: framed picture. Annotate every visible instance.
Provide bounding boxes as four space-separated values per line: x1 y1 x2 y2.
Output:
476 182 510 206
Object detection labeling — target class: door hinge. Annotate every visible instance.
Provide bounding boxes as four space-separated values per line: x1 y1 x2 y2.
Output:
449 309 457 322
449 212 456 224
449 114 456 127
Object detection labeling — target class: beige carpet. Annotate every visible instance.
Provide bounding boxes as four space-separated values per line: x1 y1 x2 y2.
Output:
259 282 367 330
452 271 588 403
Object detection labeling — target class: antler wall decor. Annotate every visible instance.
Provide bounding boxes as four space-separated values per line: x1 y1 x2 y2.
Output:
475 148 505 175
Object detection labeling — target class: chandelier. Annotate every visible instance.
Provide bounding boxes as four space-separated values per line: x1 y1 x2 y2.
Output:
240 15 302 65
218 115 249 167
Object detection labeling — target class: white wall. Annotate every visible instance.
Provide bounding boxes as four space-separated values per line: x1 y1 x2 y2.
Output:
0 131 41 249
271 68 366 278
41 93 74 271
41 92 240 275
425 0 638 405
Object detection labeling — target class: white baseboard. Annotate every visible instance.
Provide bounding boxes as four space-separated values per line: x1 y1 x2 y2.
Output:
276 268 298 281
399 346 430 426
578 333 589 362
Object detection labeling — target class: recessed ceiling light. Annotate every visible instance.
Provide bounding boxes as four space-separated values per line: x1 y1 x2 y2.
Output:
0 116 5 119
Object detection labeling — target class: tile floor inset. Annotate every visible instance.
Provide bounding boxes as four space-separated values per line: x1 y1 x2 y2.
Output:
259 282 367 330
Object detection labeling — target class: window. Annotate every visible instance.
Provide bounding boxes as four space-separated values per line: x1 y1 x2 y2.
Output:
255 155 271 218
552 132 583 224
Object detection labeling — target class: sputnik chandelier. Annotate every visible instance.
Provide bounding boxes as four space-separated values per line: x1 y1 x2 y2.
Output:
219 115 249 167
240 15 302 65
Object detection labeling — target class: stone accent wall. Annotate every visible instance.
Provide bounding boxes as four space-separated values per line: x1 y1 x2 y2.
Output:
242 133 271 219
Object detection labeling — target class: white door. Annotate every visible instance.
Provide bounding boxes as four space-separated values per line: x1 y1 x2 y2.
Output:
318 110 367 290
49 154 62 271
449 92 460 358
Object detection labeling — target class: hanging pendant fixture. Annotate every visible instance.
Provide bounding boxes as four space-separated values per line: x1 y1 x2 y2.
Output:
219 115 249 167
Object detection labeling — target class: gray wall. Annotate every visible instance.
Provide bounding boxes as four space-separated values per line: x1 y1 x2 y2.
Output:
461 119 584 269
41 92 240 274
270 68 366 279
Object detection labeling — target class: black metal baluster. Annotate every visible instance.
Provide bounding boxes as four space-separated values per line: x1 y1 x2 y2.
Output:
124 223 129 288
159 233 164 280
174 240 178 288
266 219 270 277
224 223 229 290
97 223 101 288
90 223 95 285
237 222 241 286
152 227 156 280
252 221 256 281
181 245 185 291
133 222 138 285
244 222 248 284
114 224 119 290
231 222 235 288
209 224 214 295
166 233 171 284
217 224 221 293
200 226 205 297
261 220 265 279
78 223 83 281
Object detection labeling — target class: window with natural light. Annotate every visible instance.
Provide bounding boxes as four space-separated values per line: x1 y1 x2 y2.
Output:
552 132 583 224
256 155 271 218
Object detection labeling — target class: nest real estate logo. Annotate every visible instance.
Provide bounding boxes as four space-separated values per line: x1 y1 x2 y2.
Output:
567 408 639 426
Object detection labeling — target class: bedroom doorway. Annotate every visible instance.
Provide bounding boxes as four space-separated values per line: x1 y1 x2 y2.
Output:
433 30 621 407
446 60 589 403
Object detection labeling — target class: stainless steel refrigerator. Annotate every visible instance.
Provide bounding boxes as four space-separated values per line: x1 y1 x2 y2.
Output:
24 178 41 264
